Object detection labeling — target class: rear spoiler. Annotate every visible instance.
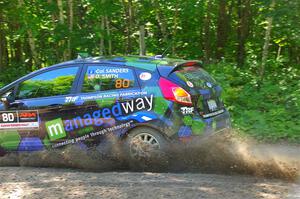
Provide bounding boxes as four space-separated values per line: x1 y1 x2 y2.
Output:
169 61 203 74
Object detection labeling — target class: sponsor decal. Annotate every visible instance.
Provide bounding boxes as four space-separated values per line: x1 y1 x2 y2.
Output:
0 110 39 130
19 111 38 122
64 91 148 104
202 109 224 118
139 72 152 81
186 81 194 88
45 118 67 141
65 96 79 103
46 95 154 141
51 121 133 148
206 82 213 88
180 107 194 115
88 67 129 79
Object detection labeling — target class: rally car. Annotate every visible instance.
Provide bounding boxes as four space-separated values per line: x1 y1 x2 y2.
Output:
0 56 230 159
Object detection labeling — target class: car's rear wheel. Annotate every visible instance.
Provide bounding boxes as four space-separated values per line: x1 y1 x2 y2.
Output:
125 127 168 169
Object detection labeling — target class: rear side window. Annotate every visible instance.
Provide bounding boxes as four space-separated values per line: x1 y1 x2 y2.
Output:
82 66 136 93
16 67 79 99
171 66 217 88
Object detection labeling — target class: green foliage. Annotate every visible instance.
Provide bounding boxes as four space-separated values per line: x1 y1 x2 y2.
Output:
207 62 300 142
0 66 29 87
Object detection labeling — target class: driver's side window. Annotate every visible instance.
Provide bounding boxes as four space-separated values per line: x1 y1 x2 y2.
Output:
16 67 79 100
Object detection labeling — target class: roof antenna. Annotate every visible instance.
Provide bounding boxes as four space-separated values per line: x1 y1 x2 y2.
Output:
155 41 173 59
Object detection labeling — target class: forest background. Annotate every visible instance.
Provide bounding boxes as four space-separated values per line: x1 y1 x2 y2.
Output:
0 0 299 141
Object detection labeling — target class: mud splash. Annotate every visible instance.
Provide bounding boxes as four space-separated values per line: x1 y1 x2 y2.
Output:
165 132 300 181
0 131 299 181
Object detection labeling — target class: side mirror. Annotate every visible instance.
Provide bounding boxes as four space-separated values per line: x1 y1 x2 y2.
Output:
1 92 15 109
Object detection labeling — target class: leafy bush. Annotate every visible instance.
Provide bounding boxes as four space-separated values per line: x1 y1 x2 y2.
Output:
207 62 300 142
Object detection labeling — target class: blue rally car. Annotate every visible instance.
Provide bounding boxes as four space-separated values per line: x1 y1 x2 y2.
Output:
0 56 230 159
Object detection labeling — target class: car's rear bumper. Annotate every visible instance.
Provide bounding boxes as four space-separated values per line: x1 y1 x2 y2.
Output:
201 110 231 136
168 109 231 141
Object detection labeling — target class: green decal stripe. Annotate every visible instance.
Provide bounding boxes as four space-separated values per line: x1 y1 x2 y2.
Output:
96 98 115 108
77 126 94 136
183 116 193 126
183 116 205 135
125 62 157 71
0 130 21 150
142 86 170 116
191 120 205 135
153 97 170 116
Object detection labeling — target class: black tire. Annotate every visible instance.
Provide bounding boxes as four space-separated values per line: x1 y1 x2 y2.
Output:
124 127 169 170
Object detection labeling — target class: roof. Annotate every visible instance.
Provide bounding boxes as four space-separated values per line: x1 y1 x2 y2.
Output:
58 55 201 71
0 55 202 92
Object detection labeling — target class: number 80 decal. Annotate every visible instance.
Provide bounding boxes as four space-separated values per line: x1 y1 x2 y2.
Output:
1 113 15 122
115 79 130 89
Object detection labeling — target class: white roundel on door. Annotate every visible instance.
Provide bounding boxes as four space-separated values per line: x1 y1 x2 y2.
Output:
139 72 152 81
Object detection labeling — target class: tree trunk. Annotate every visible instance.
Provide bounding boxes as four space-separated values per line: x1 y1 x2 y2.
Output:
57 0 64 24
106 16 112 55
27 29 40 68
47 0 56 23
203 1 212 63
296 47 300 64
122 0 133 54
236 0 251 67
0 18 3 71
67 0 73 59
24 42 32 71
128 0 133 54
18 0 40 68
216 0 229 60
172 4 179 55
152 0 168 44
12 22 23 64
57 0 68 60
15 37 22 64
276 45 281 61
100 15 105 56
258 0 275 87
47 0 58 63
0 13 8 71
139 25 146 56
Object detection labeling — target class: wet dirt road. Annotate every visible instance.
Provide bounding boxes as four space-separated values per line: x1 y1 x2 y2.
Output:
0 167 299 199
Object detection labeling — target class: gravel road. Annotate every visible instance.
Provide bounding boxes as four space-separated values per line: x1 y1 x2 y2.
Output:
0 134 299 199
0 167 299 199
